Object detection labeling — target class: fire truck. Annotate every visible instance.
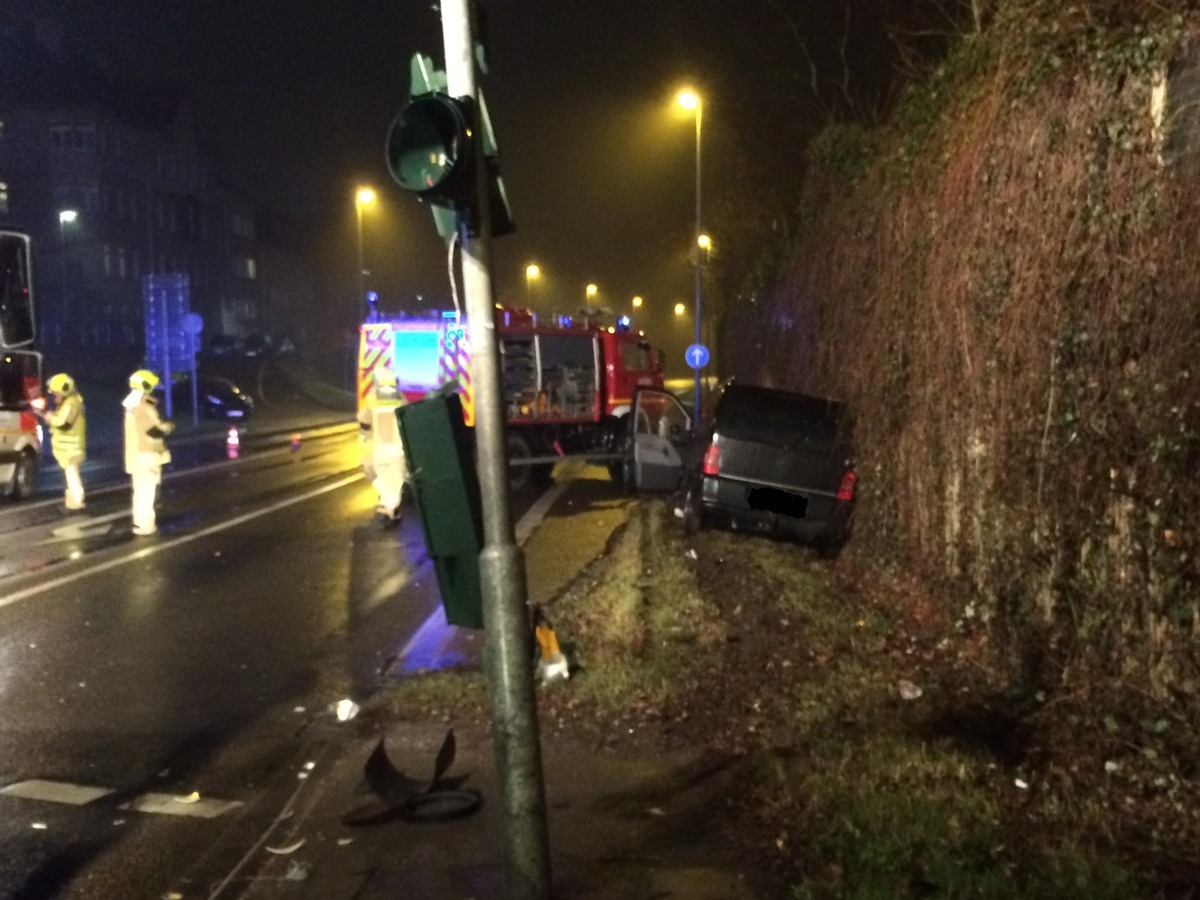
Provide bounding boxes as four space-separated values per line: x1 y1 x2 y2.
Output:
357 307 665 487
0 230 44 500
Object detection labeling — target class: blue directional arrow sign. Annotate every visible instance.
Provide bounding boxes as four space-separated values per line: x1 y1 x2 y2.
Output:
685 343 710 370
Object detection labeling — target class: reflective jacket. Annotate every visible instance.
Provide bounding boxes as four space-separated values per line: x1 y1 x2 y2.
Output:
123 390 172 473
47 391 86 467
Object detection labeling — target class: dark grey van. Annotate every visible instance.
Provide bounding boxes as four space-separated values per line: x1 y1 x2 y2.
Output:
630 382 856 556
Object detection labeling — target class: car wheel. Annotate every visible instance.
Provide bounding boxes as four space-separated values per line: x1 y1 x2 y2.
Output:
9 450 37 501
682 487 705 535
507 433 532 491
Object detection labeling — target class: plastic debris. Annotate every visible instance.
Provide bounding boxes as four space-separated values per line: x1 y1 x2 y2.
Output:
337 838 354 846
31 822 47 830
266 839 306 855
1014 778 1029 790
283 860 312 882
532 606 570 682
175 791 201 804
335 699 360 721
685 548 698 560
897 680 922 701
342 731 481 827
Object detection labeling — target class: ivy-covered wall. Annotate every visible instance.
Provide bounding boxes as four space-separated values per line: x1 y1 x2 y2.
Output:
727 2 1200 698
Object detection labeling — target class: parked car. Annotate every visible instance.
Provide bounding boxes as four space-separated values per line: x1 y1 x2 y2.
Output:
630 381 856 557
160 374 255 421
242 333 270 357
206 334 240 356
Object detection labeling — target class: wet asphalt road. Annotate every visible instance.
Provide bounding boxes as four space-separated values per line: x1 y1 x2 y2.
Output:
0 421 634 899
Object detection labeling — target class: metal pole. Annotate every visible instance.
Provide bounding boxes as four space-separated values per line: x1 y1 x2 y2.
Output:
355 201 366 313
441 3 551 898
691 99 703 426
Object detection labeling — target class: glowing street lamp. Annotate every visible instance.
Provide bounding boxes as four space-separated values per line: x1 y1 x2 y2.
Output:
525 262 541 306
631 295 644 310
585 282 598 306
677 87 704 426
673 302 686 317
58 209 79 319
354 186 376 308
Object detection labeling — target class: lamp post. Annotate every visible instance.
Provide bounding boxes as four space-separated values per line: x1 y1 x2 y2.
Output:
525 263 540 307
631 295 643 311
673 302 686 318
677 88 703 425
585 282 598 305
58 209 78 323
354 186 376 311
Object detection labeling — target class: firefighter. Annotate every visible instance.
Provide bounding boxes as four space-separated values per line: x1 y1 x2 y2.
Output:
123 369 174 536
359 370 407 524
43 372 87 511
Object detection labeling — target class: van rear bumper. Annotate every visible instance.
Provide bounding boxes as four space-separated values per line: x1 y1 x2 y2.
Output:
697 475 851 544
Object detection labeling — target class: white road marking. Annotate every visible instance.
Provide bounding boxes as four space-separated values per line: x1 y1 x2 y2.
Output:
0 779 114 805
0 473 362 610
118 792 242 819
40 512 126 544
0 779 242 819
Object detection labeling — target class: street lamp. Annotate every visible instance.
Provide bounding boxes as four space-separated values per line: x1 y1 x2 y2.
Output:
58 209 78 321
585 282 598 304
354 186 376 311
674 302 686 317
631 295 644 310
677 87 704 425
525 263 541 307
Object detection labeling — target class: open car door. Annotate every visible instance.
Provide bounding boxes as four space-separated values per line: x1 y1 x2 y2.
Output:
631 389 691 492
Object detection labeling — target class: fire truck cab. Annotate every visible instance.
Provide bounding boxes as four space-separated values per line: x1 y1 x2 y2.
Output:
0 231 43 500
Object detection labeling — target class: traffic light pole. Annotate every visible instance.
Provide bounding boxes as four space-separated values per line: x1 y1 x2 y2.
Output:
440 3 552 898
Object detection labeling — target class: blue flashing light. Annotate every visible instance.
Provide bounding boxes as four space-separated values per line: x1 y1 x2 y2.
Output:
366 291 379 302
558 315 573 328
616 315 631 332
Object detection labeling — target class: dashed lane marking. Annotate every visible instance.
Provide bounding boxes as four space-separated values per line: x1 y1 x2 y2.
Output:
1 779 242 818
0 779 114 805
119 792 243 819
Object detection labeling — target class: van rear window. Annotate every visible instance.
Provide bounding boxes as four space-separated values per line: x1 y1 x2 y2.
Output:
716 387 845 444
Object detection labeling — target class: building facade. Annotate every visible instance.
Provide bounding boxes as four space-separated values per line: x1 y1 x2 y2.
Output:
0 17 313 378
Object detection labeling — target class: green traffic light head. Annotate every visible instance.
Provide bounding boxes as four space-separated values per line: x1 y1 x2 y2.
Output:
385 94 474 201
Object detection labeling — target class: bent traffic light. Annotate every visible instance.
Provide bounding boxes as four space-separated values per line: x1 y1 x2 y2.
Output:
386 93 475 204
386 54 515 241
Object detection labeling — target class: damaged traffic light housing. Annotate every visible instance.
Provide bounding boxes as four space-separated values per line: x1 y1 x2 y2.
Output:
386 86 514 240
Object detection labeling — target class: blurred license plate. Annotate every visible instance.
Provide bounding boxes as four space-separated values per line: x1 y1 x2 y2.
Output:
746 486 808 519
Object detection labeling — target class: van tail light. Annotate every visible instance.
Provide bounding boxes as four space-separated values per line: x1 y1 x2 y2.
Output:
702 445 720 476
837 470 857 502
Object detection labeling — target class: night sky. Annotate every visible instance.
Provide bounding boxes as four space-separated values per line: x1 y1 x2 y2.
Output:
41 0 930 365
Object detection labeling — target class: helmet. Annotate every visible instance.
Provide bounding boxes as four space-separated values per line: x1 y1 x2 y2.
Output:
47 373 74 394
129 369 160 391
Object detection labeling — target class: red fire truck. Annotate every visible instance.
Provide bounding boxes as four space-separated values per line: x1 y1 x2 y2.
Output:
357 307 664 486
